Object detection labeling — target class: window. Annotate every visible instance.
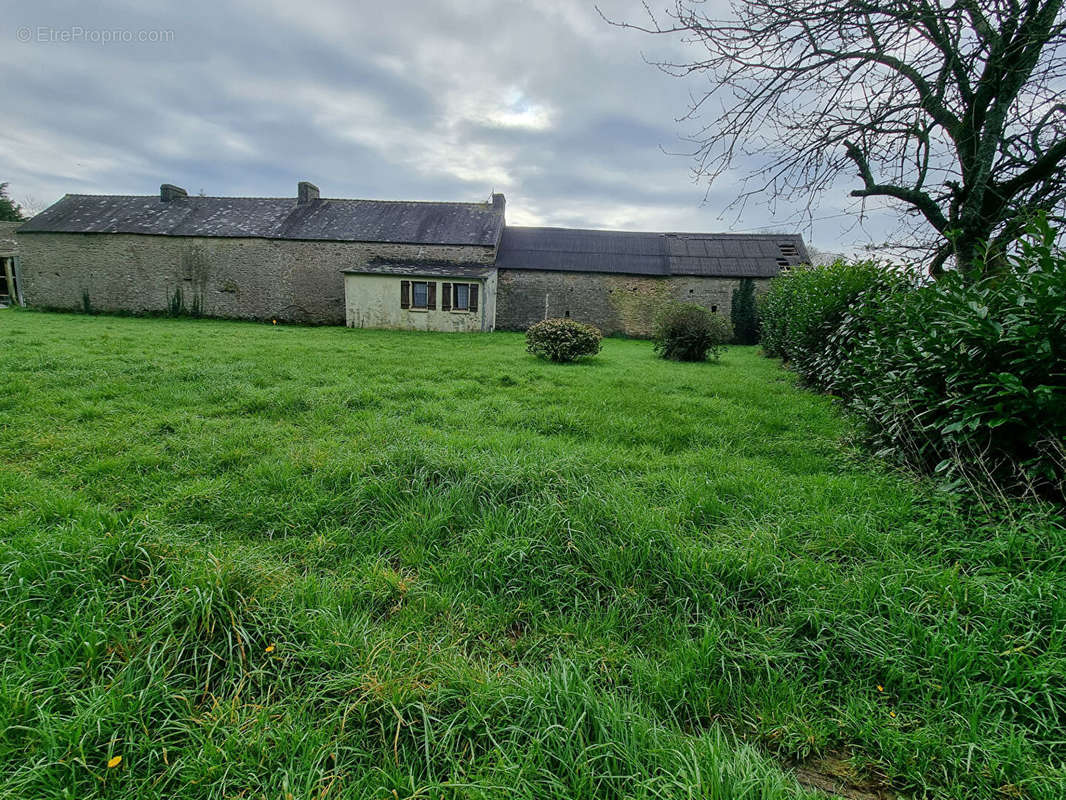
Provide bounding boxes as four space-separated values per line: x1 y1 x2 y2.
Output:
412 281 428 308
400 280 436 310
441 282 479 313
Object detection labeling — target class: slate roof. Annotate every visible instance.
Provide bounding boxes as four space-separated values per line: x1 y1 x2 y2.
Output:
496 226 809 277
19 194 504 247
341 262 495 278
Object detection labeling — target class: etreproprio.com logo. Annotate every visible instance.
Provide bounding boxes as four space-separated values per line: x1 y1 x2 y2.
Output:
17 26 175 44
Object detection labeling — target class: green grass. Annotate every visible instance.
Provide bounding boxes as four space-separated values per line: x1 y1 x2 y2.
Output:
0 309 1063 799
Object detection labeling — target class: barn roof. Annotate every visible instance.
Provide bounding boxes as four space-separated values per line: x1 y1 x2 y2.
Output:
495 226 808 277
19 193 504 247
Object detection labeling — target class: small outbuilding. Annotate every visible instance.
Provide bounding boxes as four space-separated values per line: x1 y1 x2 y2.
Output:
342 262 497 332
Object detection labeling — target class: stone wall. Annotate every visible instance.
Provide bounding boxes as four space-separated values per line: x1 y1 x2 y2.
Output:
495 269 768 337
0 221 20 255
16 232 496 324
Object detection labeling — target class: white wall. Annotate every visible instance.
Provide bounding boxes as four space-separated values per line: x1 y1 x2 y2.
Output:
343 272 496 332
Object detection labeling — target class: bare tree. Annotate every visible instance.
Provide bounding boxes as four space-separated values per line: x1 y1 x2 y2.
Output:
607 0 1066 276
16 193 49 219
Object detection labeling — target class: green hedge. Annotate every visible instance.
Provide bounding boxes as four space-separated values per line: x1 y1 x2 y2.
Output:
758 260 884 377
760 223 1066 500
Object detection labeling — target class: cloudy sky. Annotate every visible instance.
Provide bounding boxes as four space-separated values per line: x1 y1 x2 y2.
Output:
2 0 897 252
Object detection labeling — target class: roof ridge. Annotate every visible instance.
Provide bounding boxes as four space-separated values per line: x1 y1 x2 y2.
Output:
60 193 494 207
506 225 799 238
23 193 503 246
508 225 663 235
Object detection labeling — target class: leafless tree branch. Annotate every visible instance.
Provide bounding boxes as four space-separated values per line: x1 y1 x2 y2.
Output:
602 0 1066 275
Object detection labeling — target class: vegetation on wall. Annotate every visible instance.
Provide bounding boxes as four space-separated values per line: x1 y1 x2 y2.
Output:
168 286 204 318
605 278 670 336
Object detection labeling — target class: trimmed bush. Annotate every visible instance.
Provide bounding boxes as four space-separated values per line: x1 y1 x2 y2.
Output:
526 318 602 363
653 303 732 362
730 278 760 344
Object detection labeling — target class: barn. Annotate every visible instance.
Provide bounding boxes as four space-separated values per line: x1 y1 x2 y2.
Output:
14 183 808 335
494 226 806 337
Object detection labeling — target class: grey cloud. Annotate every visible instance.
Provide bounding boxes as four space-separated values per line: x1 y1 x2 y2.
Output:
1 0 896 250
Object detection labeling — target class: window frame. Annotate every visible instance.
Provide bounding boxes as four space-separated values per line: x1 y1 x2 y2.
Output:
454 283 470 311
411 281 429 310
447 282 479 313
401 279 436 311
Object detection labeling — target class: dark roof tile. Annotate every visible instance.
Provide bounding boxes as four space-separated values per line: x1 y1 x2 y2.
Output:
19 194 503 246
497 226 808 278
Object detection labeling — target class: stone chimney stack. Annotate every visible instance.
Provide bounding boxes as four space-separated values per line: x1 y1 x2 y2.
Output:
491 193 505 214
160 184 187 202
298 181 320 204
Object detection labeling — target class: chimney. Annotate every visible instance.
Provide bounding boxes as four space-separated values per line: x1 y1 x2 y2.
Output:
160 184 187 202
491 192 505 214
298 181 320 204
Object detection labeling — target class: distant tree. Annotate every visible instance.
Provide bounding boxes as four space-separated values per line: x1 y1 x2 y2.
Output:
730 278 760 345
805 245 847 267
608 1 1066 277
17 194 47 218
0 183 24 222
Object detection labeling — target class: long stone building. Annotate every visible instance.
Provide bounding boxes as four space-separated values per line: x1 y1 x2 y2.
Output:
14 182 808 336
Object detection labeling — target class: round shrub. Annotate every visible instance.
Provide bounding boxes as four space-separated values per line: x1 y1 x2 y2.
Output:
653 303 733 362
525 318 602 363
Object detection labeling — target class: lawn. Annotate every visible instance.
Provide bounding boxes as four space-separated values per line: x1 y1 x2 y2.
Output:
0 309 1062 799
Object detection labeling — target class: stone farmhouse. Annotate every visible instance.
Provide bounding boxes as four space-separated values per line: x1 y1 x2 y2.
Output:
14 182 809 336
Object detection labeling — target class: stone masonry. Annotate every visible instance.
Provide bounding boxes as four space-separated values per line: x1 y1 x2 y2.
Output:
495 268 767 337
17 232 495 325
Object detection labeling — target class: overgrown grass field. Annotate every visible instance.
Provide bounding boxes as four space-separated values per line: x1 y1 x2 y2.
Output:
1 310 1062 799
